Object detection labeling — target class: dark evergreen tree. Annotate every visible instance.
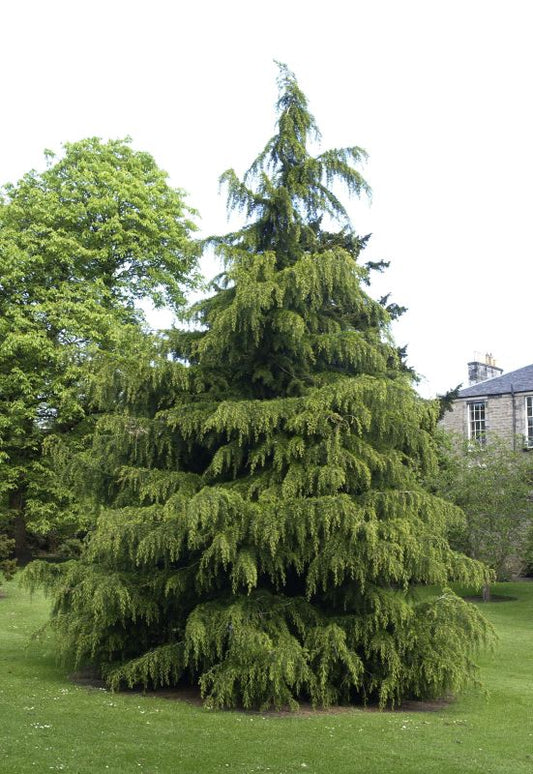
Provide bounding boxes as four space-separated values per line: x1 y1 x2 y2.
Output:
24 65 492 710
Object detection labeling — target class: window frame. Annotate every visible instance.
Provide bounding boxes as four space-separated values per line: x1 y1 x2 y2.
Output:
468 400 486 444
525 396 533 448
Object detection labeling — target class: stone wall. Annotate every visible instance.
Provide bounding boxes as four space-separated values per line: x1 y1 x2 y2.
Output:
440 393 532 447
440 400 468 437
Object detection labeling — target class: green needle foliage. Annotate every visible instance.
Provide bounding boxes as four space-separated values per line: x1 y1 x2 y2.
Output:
24 65 493 710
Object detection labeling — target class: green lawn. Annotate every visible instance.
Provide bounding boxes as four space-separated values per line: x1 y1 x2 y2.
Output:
1 581 532 774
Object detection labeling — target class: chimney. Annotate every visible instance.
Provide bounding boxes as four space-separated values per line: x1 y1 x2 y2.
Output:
468 352 503 385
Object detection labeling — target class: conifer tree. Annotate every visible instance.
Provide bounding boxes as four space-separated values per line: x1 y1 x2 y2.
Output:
24 65 493 710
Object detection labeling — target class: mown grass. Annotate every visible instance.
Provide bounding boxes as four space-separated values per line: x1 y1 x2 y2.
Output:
1 581 532 773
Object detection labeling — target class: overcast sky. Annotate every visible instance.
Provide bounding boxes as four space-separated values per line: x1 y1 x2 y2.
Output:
2 0 532 397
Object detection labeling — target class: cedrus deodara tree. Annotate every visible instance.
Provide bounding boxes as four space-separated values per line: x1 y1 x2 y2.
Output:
24 65 493 710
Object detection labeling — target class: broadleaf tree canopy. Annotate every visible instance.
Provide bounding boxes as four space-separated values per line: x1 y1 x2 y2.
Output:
0 138 198 557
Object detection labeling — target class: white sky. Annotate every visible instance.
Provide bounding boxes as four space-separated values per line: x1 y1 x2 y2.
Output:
2 0 532 398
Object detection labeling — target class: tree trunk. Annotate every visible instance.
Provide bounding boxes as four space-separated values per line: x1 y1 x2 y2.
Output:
9 489 32 565
482 582 491 602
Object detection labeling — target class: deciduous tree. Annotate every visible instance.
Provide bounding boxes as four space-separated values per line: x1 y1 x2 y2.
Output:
431 434 533 594
0 138 197 561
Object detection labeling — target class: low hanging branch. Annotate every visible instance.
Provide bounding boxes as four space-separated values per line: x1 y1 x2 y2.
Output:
22 64 494 710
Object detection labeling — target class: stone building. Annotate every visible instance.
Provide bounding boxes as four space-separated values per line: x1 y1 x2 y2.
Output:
440 357 533 449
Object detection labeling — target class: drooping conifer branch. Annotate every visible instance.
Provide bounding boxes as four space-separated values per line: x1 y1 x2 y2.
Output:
22 63 494 711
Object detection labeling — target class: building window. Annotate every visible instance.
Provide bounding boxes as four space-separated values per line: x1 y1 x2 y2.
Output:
526 397 533 448
468 401 486 443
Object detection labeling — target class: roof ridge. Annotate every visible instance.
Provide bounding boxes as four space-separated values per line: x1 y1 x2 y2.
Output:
458 363 533 398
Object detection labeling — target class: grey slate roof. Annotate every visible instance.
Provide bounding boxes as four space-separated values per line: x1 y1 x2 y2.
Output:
458 363 533 398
